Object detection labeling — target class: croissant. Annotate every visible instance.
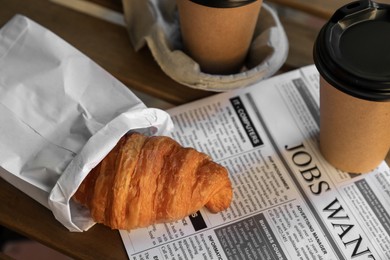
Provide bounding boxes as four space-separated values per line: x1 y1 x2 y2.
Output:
73 132 232 230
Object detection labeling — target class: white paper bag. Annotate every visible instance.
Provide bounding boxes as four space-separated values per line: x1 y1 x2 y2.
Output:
0 15 173 231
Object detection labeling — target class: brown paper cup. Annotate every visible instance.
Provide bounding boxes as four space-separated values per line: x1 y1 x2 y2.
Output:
176 0 262 74
314 1 390 173
319 77 390 173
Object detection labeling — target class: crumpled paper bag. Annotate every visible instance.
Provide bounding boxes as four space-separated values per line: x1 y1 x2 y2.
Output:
0 15 173 232
122 0 289 91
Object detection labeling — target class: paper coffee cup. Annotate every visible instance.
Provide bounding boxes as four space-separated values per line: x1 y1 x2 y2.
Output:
314 0 390 173
176 0 262 75
319 77 390 173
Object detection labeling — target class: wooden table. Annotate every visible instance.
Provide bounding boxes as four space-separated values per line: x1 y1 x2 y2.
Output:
0 0 389 259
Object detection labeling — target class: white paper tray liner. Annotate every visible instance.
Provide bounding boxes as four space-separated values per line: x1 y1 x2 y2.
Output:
123 0 289 91
0 15 173 232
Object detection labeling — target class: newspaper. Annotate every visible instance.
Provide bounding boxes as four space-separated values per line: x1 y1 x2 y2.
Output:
120 65 390 260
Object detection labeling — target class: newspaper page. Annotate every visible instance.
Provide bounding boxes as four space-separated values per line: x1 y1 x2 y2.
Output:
120 65 390 260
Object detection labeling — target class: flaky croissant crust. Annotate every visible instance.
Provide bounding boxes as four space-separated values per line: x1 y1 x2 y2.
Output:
73 132 232 230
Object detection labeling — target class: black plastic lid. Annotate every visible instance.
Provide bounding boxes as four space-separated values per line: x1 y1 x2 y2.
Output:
313 0 390 101
190 0 257 8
